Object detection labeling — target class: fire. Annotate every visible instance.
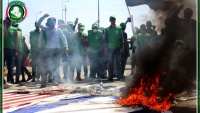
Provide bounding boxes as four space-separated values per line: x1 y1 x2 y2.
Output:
39 90 52 95
116 71 172 111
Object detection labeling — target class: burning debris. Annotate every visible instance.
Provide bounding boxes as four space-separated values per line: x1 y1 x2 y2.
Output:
116 71 172 111
13 90 30 94
39 89 52 95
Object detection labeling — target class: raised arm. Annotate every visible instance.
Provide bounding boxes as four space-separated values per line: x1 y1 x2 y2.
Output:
37 14 50 31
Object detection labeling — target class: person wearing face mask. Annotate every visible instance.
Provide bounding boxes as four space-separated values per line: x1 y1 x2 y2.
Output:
4 17 18 84
87 23 103 80
105 16 124 82
70 23 88 81
37 14 69 88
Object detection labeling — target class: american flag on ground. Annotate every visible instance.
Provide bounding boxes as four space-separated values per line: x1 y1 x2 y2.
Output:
3 86 66 111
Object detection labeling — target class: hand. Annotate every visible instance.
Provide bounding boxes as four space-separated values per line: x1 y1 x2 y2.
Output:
65 47 69 52
127 17 131 22
15 52 18 56
43 14 50 18
120 47 125 53
74 20 78 25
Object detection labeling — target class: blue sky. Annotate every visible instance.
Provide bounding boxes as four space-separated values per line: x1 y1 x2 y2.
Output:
3 0 153 45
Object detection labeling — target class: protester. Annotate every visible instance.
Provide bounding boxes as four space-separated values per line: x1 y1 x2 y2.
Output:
105 16 124 81
58 19 72 82
21 37 32 82
29 21 41 82
79 23 89 79
181 8 196 49
136 24 153 68
37 14 68 88
120 22 130 77
145 21 157 40
87 23 103 80
3 20 13 88
98 27 108 79
137 24 153 50
70 23 87 81
4 17 18 84
13 23 23 83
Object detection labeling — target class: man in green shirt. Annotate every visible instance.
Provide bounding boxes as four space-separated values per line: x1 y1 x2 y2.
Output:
70 23 87 81
137 24 153 51
21 36 32 82
29 21 40 82
87 23 103 80
105 16 124 81
12 23 23 84
4 17 18 83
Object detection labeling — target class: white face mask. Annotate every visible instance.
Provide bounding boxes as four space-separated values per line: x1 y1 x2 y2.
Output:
93 29 98 33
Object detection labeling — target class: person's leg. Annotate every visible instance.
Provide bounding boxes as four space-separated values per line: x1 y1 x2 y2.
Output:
15 52 22 83
21 56 26 82
88 53 95 79
107 49 115 81
69 63 75 81
40 73 47 88
69 53 75 81
61 51 68 80
82 53 88 78
4 49 9 81
121 53 128 77
31 51 37 82
40 49 51 87
66 52 72 82
76 55 83 81
4 78 13 89
131 52 137 74
95 53 102 79
115 49 123 80
52 49 61 85
6 49 14 83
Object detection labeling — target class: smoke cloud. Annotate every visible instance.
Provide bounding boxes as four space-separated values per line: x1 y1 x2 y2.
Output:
124 0 197 99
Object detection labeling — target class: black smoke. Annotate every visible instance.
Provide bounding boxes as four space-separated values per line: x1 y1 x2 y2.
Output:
123 0 197 99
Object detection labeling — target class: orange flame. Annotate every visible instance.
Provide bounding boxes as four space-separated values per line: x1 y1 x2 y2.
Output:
116 71 172 111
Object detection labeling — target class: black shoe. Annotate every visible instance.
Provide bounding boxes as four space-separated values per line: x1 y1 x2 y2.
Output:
117 76 126 81
40 84 46 88
15 81 21 84
48 79 52 83
76 77 84 81
11 79 15 84
27 76 32 81
107 78 113 82
101 75 108 79
52 81 59 86
21 79 27 82
31 79 36 82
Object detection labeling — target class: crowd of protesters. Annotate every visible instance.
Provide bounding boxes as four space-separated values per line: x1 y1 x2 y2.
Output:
3 7 196 88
